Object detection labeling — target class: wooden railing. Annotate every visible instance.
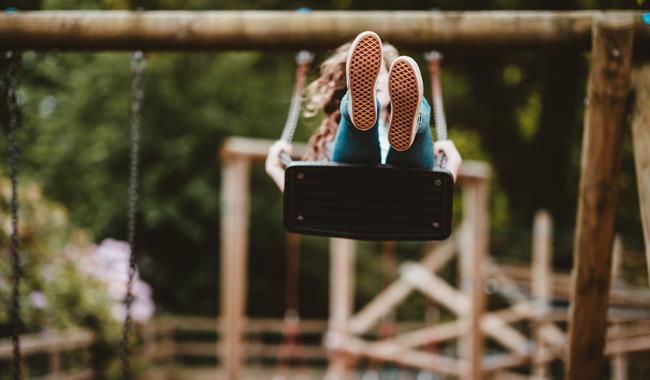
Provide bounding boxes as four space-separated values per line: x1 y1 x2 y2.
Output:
1 314 649 378
157 316 329 363
0 317 330 378
0 329 95 380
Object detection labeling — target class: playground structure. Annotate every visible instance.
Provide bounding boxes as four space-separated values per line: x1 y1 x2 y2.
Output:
2 9 650 380
219 138 650 380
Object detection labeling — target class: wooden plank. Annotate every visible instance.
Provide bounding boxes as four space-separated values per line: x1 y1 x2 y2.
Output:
2 11 649 51
497 263 650 307
381 302 531 351
222 137 489 180
222 137 308 163
567 13 635 380
532 210 553 378
45 369 95 380
610 322 628 380
631 65 650 288
0 330 95 358
246 344 326 361
610 237 627 380
401 263 530 356
460 178 489 379
605 333 650 356
338 336 464 377
388 319 466 348
49 348 61 375
611 235 624 284
347 239 456 335
219 156 251 380
486 259 531 305
607 321 650 340
325 238 355 378
482 353 529 373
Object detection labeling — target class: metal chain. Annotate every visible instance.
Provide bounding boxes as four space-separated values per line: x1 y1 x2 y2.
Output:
5 50 23 380
424 51 448 169
279 50 313 167
280 50 314 143
119 50 145 380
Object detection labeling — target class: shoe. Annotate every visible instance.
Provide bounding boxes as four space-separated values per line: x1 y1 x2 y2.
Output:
346 31 383 131
387 56 423 151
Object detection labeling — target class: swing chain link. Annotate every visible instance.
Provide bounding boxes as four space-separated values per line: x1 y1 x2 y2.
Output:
119 50 146 380
5 50 23 380
424 51 448 169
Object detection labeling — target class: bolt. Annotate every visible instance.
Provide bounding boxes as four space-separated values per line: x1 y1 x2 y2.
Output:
297 215 304 222
434 179 442 186
297 172 304 180
432 222 440 228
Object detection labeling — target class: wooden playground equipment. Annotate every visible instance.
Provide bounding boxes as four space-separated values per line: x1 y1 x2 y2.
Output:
2 9 650 380
220 138 649 380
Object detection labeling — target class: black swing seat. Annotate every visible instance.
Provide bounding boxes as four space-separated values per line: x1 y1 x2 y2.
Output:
283 162 454 241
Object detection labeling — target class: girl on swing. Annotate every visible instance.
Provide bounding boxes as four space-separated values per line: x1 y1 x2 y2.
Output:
266 31 462 191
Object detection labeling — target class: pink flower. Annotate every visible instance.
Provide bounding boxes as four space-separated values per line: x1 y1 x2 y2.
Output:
81 239 155 322
29 291 48 309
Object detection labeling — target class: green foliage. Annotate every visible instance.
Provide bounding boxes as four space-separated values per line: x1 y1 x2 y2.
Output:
0 178 119 338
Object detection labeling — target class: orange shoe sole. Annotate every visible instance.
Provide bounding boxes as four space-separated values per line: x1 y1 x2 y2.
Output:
347 32 383 131
388 57 422 151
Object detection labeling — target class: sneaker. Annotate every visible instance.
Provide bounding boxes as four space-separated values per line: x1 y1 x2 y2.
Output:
387 56 423 151
346 31 383 131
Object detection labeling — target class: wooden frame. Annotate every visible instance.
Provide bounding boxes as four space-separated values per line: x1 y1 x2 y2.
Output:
1 11 649 51
219 136 650 378
2 9 648 379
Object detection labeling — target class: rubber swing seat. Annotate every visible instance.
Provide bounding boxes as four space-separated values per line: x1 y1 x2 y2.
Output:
283 162 454 241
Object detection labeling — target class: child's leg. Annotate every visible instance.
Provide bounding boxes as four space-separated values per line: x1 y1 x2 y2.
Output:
385 98 434 169
331 91 382 165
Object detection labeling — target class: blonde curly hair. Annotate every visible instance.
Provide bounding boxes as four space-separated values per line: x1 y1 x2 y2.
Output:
302 42 399 161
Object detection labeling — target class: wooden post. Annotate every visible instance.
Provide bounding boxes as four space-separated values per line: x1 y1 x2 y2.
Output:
630 65 650 287
219 155 251 380
532 210 552 378
326 238 355 379
49 348 61 376
286 232 301 312
458 178 488 379
611 235 623 284
610 237 627 380
567 13 634 380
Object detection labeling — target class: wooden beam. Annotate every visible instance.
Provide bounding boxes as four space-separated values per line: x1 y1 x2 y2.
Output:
401 263 530 356
459 178 489 379
1 11 649 51
337 335 464 377
532 210 553 378
0 330 95 358
496 263 650 307
630 65 650 288
379 302 533 352
221 137 490 182
567 13 635 380
347 239 456 335
219 156 251 380
604 333 650 356
610 322 628 380
326 238 355 378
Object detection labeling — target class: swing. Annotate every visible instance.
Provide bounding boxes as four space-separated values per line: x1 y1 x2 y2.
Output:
280 51 454 241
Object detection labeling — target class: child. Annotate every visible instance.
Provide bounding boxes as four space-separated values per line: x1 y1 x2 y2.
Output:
266 31 461 192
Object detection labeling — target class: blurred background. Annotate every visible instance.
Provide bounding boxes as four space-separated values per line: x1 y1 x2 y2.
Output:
1 0 648 379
